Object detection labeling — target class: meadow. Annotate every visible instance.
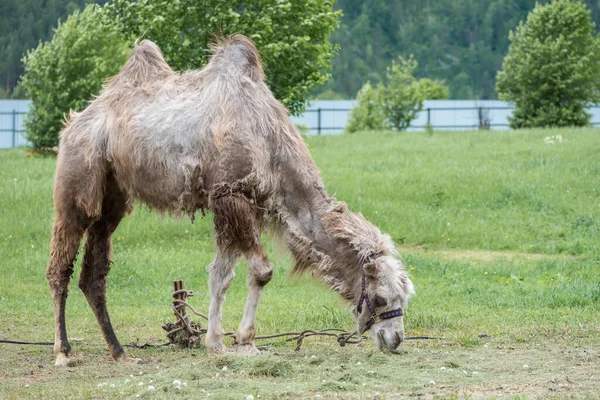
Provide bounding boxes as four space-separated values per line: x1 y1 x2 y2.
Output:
0 128 599 399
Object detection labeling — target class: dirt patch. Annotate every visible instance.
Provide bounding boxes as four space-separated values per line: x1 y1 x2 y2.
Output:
2 340 599 399
399 246 578 263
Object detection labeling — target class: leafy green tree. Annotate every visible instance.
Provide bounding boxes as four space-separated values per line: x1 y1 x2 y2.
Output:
496 0 600 128
21 4 128 149
378 56 448 131
346 56 448 133
107 0 341 116
345 81 387 133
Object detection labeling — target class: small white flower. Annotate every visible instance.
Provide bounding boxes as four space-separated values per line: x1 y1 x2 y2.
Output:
173 380 182 386
523 365 529 369
201 389 206 393
129 374 134 378
138 382 144 386
356 362 361 365
175 386 181 390
429 380 436 385
440 367 446 370
110 384 115 388
139 371 144 375
222 366 228 371
375 393 381 398
463 370 468 375
473 371 479 375
124 379 130 384
182 382 187 387
25 384 30 388
322 379 326 383
147 385 155 391
245 395 255 400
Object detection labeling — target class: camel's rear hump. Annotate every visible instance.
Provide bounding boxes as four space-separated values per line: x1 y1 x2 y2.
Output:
207 35 265 82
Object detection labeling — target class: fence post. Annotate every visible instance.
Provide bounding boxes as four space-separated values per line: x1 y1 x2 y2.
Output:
12 109 17 148
316 108 322 135
427 108 431 126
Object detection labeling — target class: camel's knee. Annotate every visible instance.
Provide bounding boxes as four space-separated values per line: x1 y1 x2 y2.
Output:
250 265 273 287
247 248 273 287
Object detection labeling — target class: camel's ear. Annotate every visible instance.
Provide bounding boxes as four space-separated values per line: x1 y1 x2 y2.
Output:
364 260 377 276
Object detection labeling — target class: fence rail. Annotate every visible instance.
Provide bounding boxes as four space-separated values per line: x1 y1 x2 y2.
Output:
301 105 600 134
302 106 516 134
0 110 27 148
3 104 600 147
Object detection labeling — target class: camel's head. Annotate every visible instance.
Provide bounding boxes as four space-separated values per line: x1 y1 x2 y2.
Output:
321 202 415 352
353 254 414 352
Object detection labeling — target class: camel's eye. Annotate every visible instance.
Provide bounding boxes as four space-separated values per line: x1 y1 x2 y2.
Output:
373 295 387 308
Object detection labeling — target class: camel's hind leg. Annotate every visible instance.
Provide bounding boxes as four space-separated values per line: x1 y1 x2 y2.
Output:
47 206 91 366
77 172 134 363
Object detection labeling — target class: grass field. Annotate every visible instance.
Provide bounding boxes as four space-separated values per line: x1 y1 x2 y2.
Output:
1 128 599 399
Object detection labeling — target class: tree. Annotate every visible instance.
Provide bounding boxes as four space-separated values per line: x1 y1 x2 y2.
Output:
21 4 129 149
496 0 600 128
346 56 448 133
106 0 341 116
378 56 448 131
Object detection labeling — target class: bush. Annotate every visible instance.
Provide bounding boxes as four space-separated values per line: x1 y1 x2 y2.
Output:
21 4 129 149
107 0 341 116
346 56 448 133
496 0 600 129
345 82 387 133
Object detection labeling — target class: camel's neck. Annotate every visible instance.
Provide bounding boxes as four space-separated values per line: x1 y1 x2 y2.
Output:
276 164 362 302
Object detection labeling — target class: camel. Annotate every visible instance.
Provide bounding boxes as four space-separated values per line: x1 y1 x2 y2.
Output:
46 35 414 366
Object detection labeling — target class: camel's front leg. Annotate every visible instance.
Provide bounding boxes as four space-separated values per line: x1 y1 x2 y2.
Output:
206 250 238 354
235 245 273 356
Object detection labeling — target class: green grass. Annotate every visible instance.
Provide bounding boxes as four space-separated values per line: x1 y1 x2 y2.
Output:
1 128 599 399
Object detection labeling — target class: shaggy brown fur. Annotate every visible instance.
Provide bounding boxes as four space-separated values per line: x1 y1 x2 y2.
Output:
46 35 414 365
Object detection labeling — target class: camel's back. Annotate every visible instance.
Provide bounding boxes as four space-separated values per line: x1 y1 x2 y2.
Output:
60 37 317 216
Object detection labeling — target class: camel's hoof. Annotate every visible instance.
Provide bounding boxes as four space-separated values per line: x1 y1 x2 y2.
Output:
206 342 228 355
116 354 142 365
235 344 260 357
55 353 72 367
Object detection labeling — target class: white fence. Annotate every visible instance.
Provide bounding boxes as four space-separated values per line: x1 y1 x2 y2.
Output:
291 100 600 134
3 99 600 148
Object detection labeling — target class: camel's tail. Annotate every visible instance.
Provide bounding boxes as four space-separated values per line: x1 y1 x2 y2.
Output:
207 34 265 82
111 39 173 86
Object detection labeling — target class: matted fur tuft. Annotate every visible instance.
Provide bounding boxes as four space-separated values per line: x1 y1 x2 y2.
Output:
322 201 397 263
